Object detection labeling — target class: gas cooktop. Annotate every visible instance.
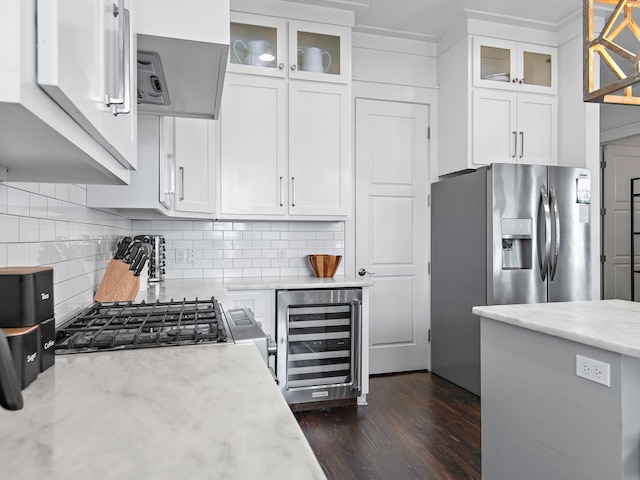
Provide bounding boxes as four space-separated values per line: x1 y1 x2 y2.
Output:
55 298 229 354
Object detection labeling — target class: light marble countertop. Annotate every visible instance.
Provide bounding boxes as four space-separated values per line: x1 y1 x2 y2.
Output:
0 344 326 480
473 299 640 358
134 276 371 309
222 275 373 290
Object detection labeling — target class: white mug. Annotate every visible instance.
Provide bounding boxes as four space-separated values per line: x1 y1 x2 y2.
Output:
298 47 332 73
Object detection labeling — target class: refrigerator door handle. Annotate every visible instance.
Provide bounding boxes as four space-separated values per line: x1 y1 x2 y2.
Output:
538 185 551 281
549 186 560 281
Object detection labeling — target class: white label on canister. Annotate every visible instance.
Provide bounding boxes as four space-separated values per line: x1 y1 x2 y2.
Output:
312 391 329 398
41 293 50 300
27 353 37 363
44 340 54 350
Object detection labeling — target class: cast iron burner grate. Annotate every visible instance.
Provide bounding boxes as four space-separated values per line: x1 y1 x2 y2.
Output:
55 298 228 354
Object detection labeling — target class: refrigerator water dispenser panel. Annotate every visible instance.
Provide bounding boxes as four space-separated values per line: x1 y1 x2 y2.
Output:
501 218 532 270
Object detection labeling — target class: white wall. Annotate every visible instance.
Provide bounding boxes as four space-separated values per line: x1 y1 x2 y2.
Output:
558 19 601 301
0 182 132 323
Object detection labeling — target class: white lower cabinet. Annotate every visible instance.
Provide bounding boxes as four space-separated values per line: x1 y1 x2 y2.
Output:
87 115 215 218
472 89 557 166
218 73 351 220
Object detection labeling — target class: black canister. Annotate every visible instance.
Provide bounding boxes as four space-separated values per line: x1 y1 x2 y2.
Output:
0 267 54 328
3 326 39 389
38 318 56 372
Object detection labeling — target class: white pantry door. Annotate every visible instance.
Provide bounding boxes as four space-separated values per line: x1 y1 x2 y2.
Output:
602 145 640 300
355 99 430 374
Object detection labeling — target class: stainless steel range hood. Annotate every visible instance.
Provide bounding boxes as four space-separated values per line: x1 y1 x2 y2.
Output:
134 0 229 120
136 35 228 119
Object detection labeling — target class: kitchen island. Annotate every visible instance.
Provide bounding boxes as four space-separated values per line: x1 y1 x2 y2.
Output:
473 299 640 480
0 343 326 479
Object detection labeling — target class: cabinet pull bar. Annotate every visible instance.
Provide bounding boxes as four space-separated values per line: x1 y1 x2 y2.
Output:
519 131 524 158
179 166 185 201
512 131 517 158
291 176 296 207
279 176 284 207
113 7 131 115
105 2 130 114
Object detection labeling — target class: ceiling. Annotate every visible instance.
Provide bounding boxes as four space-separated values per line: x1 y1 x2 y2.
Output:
287 0 584 41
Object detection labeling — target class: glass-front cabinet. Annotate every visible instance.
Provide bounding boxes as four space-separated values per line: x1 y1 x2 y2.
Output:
228 12 350 84
472 36 557 94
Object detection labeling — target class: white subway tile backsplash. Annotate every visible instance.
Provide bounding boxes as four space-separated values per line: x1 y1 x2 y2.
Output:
0 215 20 242
0 185 7 214
55 184 69 201
183 230 204 240
29 193 48 218
162 231 183 240
8 188 30 216
0 182 133 322
214 222 233 231
223 249 243 259
174 220 194 231
151 220 173 230
7 243 31 265
223 230 242 240
48 198 63 219
68 184 86 205
19 217 40 242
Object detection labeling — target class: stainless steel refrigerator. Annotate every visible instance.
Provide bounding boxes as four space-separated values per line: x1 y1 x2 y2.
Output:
431 163 591 395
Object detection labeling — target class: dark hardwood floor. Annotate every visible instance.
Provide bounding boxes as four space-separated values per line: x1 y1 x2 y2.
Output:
295 371 481 480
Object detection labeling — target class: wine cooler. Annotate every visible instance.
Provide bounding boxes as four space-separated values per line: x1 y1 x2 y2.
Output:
276 288 362 406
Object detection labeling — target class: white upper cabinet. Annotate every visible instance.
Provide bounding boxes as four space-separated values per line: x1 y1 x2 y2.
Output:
472 90 557 166
172 117 216 214
37 0 137 170
288 81 350 216
0 0 133 184
218 9 352 221
219 75 287 217
472 37 557 95
87 115 216 219
219 74 350 219
437 30 558 177
228 12 351 84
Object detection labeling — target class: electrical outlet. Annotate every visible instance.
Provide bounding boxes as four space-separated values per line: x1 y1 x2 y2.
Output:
175 248 186 264
576 355 611 387
278 249 287 263
188 249 196 264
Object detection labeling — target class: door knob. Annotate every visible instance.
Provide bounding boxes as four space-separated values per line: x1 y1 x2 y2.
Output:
358 268 375 276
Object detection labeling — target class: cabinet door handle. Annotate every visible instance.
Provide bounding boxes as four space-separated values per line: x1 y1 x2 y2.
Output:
278 63 285 70
291 64 297 71
105 2 131 115
512 131 517 158
519 131 524 158
511 77 519 83
166 154 175 195
279 176 284 207
291 176 296 207
179 166 185 201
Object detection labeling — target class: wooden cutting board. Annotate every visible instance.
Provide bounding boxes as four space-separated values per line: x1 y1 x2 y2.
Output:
94 259 137 302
